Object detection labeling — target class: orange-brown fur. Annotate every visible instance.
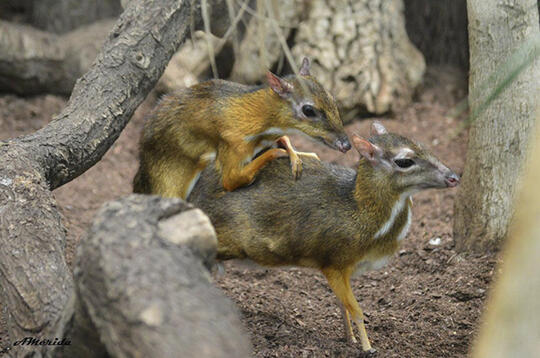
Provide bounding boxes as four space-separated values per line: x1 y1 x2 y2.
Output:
134 68 348 198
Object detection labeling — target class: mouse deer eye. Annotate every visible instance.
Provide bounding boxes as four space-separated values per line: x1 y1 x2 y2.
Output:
301 104 317 118
394 158 415 168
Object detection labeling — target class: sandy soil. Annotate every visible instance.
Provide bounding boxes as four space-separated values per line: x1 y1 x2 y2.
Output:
0 66 498 357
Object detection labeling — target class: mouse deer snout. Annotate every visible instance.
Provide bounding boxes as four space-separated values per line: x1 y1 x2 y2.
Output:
335 136 351 153
444 171 460 188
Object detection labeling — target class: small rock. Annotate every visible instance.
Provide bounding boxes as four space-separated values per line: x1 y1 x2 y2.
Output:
140 303 163 327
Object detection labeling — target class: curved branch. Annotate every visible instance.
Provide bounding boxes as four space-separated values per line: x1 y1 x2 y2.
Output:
0 1 230 356
12 0 213 190
0 19 115 95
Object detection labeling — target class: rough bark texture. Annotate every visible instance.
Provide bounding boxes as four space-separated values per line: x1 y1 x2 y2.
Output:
453 0 539 252
0 147 74 358
66 195 250 358
404 0 469 70
471 124 540 358
229 0 304 83
0 1 239 356
292 0 425 117
0 19 115 95
16 0 206 190
31 0 122 34
155 31 220 94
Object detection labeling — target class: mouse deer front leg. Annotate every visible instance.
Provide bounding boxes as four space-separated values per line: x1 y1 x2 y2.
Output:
322 267 376 355
276 135 319 180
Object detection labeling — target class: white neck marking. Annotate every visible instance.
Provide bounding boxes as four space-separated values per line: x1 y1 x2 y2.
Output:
396 205 412 241
374 192 413 239
244 127 285 142
185 170 202 199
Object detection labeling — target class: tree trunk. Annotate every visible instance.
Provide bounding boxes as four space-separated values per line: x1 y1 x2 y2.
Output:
292 0 425 118
31 0 122 33
229 0 304 83
471 122 540 357
0 19 115 95
404 0 469 70
453 0 539 252
0 1 244 357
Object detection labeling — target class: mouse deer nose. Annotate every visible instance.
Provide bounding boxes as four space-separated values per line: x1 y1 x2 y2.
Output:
336 137 351 153
445 172 460 187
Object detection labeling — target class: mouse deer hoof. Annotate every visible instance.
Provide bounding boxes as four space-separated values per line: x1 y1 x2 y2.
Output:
359 348 377 357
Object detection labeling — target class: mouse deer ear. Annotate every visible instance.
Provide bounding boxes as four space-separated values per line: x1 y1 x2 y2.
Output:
266 71 293 98
352 134 383 164
299 57 310 76
371 121 388 136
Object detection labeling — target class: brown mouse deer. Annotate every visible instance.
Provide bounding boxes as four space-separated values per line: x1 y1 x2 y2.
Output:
133 57 350 199
189 122 460 354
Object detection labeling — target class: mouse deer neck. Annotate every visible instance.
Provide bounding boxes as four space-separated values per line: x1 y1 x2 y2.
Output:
354 159 413 241
239 88 295 140
353 160 401 207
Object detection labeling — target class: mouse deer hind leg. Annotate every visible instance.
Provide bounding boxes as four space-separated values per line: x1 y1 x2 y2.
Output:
322 267 375 354
220 146 288 192
338 300 357 344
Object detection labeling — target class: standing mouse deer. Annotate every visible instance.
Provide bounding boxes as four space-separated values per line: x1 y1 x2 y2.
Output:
189 122 460 354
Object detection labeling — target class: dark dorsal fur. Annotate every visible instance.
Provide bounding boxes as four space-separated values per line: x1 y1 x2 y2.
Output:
190 156 407 269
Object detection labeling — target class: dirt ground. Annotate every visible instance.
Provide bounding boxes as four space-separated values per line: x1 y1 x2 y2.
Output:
0 66 498 357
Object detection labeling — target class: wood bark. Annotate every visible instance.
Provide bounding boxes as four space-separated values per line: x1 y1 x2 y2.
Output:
292 0 425 117
0 1 229 96
453 0 539 252
66 195 250 358
0 1 244 357
0 19 115 95
222 0 425 118
471 121 540 358
229 0 304 83
404 0 469 69
31 0 122 34
0 150 74 358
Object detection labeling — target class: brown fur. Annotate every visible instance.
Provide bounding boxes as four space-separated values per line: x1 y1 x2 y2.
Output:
134 74 347 198
189 128 459 352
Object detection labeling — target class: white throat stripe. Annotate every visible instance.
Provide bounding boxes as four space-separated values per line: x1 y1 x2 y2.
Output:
396 205 412 241
374 193 410 239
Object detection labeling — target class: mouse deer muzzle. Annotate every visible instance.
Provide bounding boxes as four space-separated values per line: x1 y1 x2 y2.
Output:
335 135 352 153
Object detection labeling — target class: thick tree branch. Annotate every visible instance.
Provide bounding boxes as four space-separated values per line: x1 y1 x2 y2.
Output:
0 1 237 356
0 19 115 95
66 195 250 358
0 148 74 358
11 0 204 190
